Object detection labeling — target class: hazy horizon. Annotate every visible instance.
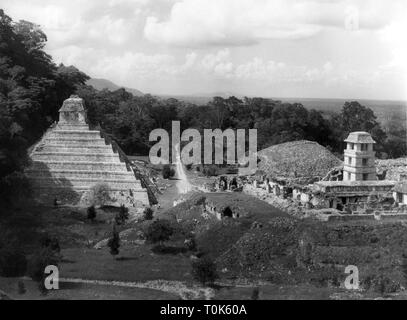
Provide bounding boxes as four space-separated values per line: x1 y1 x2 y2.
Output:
93 78 407 103
156 91 407 103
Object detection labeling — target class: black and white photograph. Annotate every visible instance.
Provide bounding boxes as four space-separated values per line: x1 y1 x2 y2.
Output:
0 0 407 306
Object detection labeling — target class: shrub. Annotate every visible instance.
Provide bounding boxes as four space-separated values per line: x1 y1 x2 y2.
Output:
144 207 154 220
39 234 61 255
87 205 96 221
162 165 175 179
151 245 187 255
363 274 402 294
90 183 112 206
185 235 197 251
0 172 31 205
251 287 260 300
191 256 219 286
202 165 219 177
119 204 129 218
0 247 27 277
27 248 60 283
107 228 120 258
145 219 174 245
308 267 342 288
115 205 129 225
265 272 285 285
0 227 18 248
296 232 315 267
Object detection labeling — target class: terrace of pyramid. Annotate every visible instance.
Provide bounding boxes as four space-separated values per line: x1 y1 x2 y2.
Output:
25 95 150 208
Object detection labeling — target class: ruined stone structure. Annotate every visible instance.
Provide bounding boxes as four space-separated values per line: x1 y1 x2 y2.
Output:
312 180 395 211
394 182 407 205
245 132 400 216
313 131 395 211
26 95 150 207
343 131 376 181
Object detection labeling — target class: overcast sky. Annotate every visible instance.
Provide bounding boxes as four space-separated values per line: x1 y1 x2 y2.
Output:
2 0 407 100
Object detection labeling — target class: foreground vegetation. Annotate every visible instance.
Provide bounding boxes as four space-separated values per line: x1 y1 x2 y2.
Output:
2 191 407 299
166 192 407 296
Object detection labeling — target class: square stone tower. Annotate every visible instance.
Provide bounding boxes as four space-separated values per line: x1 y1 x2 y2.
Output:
343 131 376 181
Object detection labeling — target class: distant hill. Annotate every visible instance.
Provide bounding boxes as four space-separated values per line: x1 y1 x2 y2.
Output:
86 78 143 96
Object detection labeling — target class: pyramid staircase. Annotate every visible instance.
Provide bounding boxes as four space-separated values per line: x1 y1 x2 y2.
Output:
26 96 150 207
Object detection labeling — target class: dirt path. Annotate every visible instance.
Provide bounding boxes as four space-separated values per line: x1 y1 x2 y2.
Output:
156 180 179 212
59 278 215 300
155 172 216 214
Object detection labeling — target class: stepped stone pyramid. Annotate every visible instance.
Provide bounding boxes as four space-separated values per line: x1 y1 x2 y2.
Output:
26 95 150 207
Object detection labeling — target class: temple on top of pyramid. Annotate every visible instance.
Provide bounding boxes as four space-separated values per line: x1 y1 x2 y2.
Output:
58 94 88 129
26 95 151 208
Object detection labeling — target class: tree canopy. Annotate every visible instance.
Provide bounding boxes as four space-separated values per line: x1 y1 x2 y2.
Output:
0 9 89 178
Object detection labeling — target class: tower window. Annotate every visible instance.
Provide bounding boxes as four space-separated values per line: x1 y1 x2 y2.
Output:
361 144 367 151
362 173 368 180
362 158 368 166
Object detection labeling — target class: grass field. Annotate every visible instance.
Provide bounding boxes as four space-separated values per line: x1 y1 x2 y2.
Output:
0 202 203 299
59 245 193 283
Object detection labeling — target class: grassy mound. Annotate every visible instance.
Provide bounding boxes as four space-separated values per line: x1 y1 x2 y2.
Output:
196 219 252 259
217 217 299 278
216 218 407 293
165 192 292 261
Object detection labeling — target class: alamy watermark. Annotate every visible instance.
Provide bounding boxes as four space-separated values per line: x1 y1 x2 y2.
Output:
148 121 258 170
44 265 59 290
344 265 359 290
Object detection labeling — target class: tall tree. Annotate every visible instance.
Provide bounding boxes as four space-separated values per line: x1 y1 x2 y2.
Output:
0 10 89 179
333 101 387 156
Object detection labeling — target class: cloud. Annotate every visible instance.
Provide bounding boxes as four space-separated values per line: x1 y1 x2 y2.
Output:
379 19 407 72
51 45 179 83
2 0 404 99
144 0 403 47
180 49 397 95
220 55 335 83
48 42 405 98
1 0 151 50
200 49 234 77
